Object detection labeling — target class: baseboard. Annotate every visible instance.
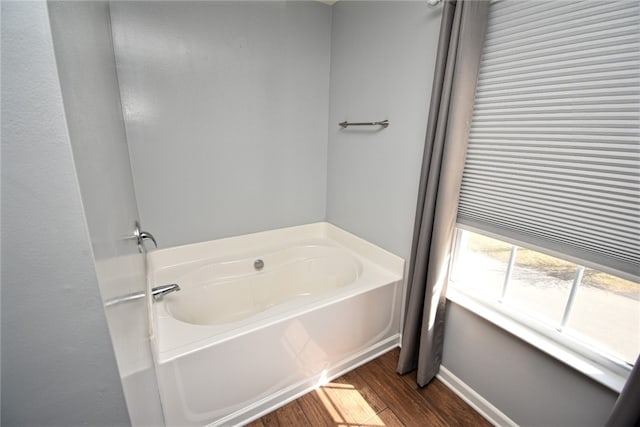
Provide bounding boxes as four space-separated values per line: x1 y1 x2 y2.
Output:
211 334 401 427
437 365 519 427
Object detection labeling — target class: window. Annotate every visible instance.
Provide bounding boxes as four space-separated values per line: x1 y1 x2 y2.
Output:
450 228 640 368
449 0 640 389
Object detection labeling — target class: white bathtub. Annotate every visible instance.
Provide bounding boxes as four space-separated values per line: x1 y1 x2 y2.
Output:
147 222 404 426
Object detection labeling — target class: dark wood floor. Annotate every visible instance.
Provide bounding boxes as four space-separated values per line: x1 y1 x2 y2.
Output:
245 348 492 427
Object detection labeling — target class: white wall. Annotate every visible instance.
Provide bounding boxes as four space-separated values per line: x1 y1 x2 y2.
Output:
47 2 164 425
0 2 130 424
110 1 332 248
326 2 619 426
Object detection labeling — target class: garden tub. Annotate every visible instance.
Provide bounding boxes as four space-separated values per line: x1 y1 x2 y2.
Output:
147 222 404 426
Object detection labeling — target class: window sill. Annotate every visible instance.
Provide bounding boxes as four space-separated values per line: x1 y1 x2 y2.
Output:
446 287 629 393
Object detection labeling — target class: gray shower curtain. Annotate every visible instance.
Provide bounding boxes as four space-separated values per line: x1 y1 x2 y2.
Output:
606 354 640 427
396 0 489 387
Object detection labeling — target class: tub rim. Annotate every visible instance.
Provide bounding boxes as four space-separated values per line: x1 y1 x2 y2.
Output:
146 222 404 362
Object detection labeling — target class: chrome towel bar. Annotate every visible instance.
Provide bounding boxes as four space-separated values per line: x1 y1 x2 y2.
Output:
339 119 389 129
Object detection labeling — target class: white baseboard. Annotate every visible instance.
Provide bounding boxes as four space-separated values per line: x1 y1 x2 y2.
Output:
437 365 519 427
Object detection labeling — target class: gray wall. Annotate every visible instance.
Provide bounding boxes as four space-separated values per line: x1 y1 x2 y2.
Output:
1 2 620 426
1 1 130 425
326 1 441 260
443 303 618 426
110 1 332 248
326 0 441 379
327 2 619 426
48 2 164 425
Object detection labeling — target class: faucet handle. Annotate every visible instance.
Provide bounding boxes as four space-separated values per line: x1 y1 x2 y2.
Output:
139 231 157 248
133 221 158 252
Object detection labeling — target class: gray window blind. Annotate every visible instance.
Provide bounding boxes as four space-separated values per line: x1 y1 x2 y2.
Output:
457 0 640 281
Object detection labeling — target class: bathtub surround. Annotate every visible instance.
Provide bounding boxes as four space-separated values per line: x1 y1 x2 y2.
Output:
47 2 164 424
110 1 332 248
326 2 441 261
398 0 490 386
1 2 130 424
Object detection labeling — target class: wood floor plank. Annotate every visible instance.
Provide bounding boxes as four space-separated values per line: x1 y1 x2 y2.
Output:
408 373 493 427
376 347 401 372
261 400 309 427
360 407 404 427
384 347 491 426
250 347 492 427
354 357 449 427
313 377 383 424
335 370 387 416
243 418 265 427
297 387 343 427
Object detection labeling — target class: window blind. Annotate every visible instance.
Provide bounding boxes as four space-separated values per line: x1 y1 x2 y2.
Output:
457 0 640 281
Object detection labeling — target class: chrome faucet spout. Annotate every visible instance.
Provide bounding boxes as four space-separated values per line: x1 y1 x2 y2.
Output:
152 283 181 301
